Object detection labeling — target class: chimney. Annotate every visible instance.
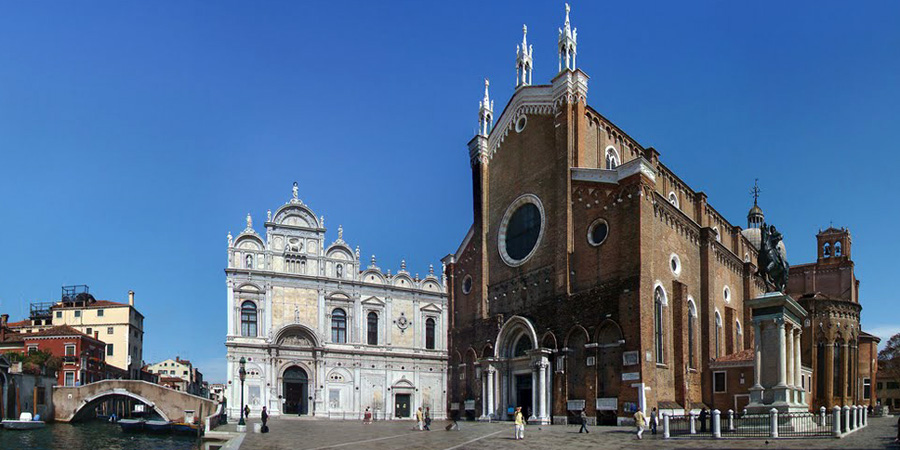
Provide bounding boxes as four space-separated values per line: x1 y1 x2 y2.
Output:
0 313 7 341
128 290 135 307
94 331 99 339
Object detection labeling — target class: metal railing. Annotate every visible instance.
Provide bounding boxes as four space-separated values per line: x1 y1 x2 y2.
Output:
776 412 832 437
663 406 866 440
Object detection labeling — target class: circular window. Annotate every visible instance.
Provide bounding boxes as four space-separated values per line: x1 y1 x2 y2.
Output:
462 275 473 295
498 194 545 267
670 254 682 277
723 286 731 303
515 115 527 133
587 219 609 246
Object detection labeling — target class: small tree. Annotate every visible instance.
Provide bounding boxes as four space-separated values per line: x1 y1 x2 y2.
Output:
878 332 900 379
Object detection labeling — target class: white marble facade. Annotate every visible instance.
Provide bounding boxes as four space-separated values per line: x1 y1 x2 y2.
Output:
225 184 448 420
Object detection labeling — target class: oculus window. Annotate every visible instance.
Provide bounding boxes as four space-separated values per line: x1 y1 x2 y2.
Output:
587 219 609 246
499 194 545 266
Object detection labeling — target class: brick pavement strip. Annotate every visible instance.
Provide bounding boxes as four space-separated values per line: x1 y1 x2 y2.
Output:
234 416 899 450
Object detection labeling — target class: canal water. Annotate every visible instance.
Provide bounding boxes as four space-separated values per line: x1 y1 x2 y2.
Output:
0 421 198 450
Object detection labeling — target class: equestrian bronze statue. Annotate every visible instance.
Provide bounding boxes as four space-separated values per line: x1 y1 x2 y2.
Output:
757 223 789 292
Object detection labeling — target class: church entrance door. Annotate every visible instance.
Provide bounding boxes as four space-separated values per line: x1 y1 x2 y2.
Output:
395 394 411 418
283 366 308 415
515 373 533 418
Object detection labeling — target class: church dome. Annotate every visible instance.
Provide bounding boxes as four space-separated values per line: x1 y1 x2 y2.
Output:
748 204 764 217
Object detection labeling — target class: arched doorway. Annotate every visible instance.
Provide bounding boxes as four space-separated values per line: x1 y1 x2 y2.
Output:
283 366 309 415
595 320 624 425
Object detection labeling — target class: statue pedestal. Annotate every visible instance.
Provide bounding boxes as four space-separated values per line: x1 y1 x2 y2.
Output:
746 292 809 415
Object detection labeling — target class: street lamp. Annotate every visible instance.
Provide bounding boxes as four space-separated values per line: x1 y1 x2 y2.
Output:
238 357 247 426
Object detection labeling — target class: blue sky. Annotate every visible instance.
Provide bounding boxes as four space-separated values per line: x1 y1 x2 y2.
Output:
1 1 898 383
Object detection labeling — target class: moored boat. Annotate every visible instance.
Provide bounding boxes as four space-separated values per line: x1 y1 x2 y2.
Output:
144 419 172 433
1 412 46 430
118 418 146 432
171 421 201 434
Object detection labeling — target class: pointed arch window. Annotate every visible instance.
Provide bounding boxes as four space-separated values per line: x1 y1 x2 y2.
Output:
823 243 831 258
240 301 257 337
688 299 697 369
714 311 723 359
367 312 378 345
735 320 743 352
605 146 619 169
654 287 665 364
834 241 842 257
425 317 436 350
331 308 347 343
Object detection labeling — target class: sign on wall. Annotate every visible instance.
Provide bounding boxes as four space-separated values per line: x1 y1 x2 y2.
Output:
595 397 618 411
567 400 586 411
622 351 639 366
464 400 475 411
622 372 640 381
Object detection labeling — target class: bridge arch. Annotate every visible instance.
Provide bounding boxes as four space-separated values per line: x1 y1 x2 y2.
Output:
70 388 169 422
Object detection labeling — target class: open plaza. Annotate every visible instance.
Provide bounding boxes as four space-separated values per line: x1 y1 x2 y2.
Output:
219 415 899 450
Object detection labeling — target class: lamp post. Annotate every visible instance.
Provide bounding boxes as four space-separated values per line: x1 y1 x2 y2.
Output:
238 357 247 426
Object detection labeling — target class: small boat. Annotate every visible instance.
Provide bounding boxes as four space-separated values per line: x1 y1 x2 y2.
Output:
144 419 172 433
118 418 146 432
171 421 201 435
2 412 46 430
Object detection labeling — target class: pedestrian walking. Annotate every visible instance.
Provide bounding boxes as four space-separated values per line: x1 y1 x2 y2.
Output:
634 409 646 440
650 407 658 435
514 406 525 440
415 407 424 431
446 409 460 431
578 409 589 433
699 407 708 433
261 406 269 433
244 405 250 422
424 407 432 430
363 407 372 424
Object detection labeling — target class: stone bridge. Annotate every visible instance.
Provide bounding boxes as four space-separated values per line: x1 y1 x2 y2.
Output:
53 379 217 423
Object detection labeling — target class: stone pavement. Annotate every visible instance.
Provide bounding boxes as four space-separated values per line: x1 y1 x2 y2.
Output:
233 415 899 450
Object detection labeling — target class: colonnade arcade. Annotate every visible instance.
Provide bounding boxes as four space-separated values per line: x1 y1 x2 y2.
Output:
748 309 807 412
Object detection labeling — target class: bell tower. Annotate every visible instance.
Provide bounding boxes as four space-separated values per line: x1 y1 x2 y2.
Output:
817 226 851 262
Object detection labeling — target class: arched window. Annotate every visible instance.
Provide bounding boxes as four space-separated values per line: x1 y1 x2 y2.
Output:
833 341 842 395
425 318 436 350
331 308 347 343
513 334 531 358
735 320 743 352
834 241 842 257
654 287 665 364
668 192 679 208
240 301 257 337
605 147 619 169
714 311 723 358
367 312 378 345
823 243 831 258
687 299 697 369
245 254 254 269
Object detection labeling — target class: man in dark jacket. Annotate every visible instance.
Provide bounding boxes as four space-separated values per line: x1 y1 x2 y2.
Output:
699 408 709 433
261 406 269 433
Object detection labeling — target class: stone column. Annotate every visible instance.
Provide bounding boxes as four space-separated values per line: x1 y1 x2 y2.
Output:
486 365 496 419
776 320 787 387
794 329 802 403
750 320 764 404
529 363 538 422
785 324 794 388
537 359 548 423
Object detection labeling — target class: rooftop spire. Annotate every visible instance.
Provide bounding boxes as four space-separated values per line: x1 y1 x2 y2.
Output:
516 24 533 88
750 178 761 206
747 179 765 229
478 78 494 137
558 3 578 72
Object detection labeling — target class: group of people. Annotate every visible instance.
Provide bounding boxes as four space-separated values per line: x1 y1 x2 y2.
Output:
631 407 659 439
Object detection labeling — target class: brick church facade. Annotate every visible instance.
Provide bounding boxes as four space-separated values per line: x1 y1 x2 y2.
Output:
442 4 877 425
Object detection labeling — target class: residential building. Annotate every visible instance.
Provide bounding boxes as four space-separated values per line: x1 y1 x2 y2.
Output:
145 357 203 395
8 286 145 379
